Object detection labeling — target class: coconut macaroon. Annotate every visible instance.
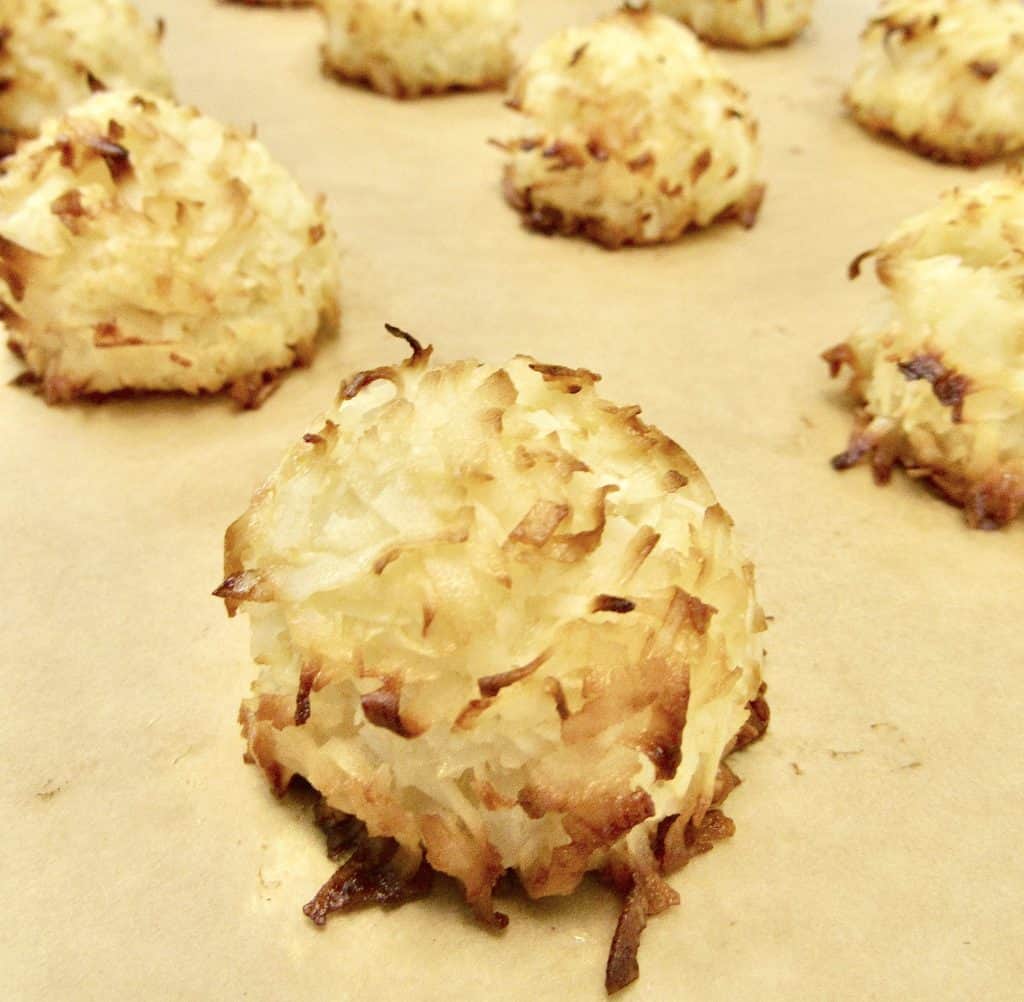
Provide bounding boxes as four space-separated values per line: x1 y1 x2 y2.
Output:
218 327 769 993
501 6 764 249
825 176 1024 529
846 0 1024 165
651 0 813 48
1 90 340 406
320 0 518 99
0 0 172 145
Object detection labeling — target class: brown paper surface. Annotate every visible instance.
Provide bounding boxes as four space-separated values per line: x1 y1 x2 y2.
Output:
3 1 1023 999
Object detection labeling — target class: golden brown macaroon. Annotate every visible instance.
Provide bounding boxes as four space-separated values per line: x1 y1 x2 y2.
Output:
501 6 764 248
846 0 1024 165
651 0 813 48
320 0 517 98
219 327 769 993
0 0 172 147
1 90 340 406
825 174 1024 528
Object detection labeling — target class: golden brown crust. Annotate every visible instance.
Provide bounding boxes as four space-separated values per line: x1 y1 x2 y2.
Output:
297 691 767 996
320 51 508 100
844 94 1002 167
503 164 764 251
9 305 334 409
827 402 1024 530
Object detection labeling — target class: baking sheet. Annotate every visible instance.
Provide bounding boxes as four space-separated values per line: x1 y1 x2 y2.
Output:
3 1 1023 999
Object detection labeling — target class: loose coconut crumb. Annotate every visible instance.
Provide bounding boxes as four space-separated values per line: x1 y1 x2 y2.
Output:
220 326 769 991
501 5 764 248
825 174 1024 528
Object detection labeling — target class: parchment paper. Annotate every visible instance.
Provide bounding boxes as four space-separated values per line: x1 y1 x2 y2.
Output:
3 1 1023 999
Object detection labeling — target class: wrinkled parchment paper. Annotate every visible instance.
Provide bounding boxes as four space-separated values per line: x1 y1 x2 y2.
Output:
3 1 1023 999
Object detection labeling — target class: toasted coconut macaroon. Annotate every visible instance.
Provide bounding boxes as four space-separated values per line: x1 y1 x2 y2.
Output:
846 0 1024 165
219 326 769 993
651 0 813 48
501 6 764 249
0 0 172 147
320 0 517 99
1 90 340 406
825 176 1024 529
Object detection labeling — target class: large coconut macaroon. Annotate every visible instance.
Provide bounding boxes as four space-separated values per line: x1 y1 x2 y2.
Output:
825 176 1024 529
501 6 764 249
846 0 1024 165
651 0 813 48
218 327 769 994
1 90 340 406
0 0 173 147
320 0 518 99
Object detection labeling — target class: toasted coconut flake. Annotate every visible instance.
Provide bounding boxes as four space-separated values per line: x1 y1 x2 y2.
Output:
656 807 736 872
0 90 340 404
303 807 433 925
507 501 570 547
604 802 737 992
825 174 1024 527
361 677 424 738
846 0 1024 164
847 248 876 281
651 0 813 48
223 335 768 989
321 0 517 99
384 321 428 362
592 595 636 614
733 683 771 750
606 886 647 994
501 7 764 248
295 666 317 726
478 651 550 698
315 801 366 860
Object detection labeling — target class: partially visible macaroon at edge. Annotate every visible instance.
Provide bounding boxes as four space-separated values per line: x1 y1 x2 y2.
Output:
650 0 814 49
845 0 1024 166
824 176 1024 528
0 0 173 145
